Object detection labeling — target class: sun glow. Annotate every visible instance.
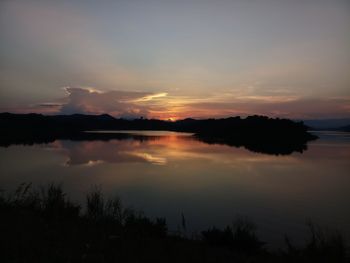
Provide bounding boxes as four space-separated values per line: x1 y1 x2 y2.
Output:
167 117 178 122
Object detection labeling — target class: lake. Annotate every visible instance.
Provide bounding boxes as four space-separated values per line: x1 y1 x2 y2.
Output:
0 130 349 248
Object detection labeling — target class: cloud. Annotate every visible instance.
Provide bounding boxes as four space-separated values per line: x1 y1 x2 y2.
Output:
134 92 168 102
2 85 349 120
181 97 350 119
37 102 64 108
59 87 168 118
57 86 350 119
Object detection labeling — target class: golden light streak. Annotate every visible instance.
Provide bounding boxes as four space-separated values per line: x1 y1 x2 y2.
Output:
126 152 167 165
136 92 168 102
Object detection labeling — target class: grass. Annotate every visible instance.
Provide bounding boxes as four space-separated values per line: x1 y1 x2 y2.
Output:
0 183 348 262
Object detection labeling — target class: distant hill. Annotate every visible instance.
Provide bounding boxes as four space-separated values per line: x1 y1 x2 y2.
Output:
0 112 314 137
302 118 350 130
339 124 350 132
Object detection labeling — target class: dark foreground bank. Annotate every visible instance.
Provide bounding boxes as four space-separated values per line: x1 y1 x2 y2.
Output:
0 183 348 263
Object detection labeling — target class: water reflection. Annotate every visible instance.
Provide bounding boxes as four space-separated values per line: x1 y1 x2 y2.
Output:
0 130 311 155
47 134 296 167
54 138 170 166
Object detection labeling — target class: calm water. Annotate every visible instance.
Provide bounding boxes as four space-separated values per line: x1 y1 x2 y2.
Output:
1 130 349 247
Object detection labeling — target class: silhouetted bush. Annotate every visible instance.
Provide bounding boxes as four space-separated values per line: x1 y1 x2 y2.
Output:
202 226 234 247
41 183 80 221
231 217 265 253
202 218 264 254
283 221 347 262
86 186 105 221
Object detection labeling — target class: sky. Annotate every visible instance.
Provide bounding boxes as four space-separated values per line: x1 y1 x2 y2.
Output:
0 0 349 120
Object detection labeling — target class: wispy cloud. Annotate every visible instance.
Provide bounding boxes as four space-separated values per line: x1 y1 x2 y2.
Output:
134 92 168 102
37 102 64 108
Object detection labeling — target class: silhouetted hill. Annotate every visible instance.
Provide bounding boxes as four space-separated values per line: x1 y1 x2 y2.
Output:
339 124 350 132
189 116 316 155
0 113 317 154
0 112 120 132
302 118 350 130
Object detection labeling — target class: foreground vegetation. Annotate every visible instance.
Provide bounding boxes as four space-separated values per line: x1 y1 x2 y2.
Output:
0 183 348 262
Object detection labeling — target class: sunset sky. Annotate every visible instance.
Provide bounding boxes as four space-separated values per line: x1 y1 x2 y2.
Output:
1 0 349 120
